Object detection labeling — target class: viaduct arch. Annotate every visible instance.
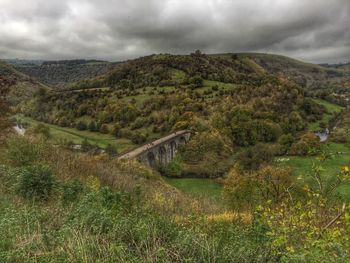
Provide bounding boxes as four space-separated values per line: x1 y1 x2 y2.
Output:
117 130 191 168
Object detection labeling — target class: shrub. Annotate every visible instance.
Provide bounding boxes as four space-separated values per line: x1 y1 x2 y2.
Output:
32 123 51 139
281 111 306 134
211 85 219 91
237 143 275 170
112 123 121 137
163 157 183 177
118 128 132 139
224 165 294 210
6 136 47 166
17 165 55 201
290 141 309 156
131 117 146 130
62 180 84 204
189 75 203 88
58 116 69 127
180 131 232 177
131 131 147 144
224 166 256 210
76 120 87 131
290 133 320 156
88 121 97 132
319 121 327 129
105 144 118 156
256 120 282 142
0 83 10 133
172 121 190 131
182 131 230 163
116 160 160 179
99 123 110 134
278 133 295 154
331 129 349 143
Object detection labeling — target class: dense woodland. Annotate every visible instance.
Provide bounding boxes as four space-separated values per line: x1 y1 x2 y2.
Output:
1 53 350 261
17 52 346 177
12 60 114 88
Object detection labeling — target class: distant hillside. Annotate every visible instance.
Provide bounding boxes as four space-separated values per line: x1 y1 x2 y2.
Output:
236 53 345 84
11 59 115 88
23 52 325 144
69 52 350 105
73 52 280 90
320 62 350 69
0 62 46 107
232 53 350 105
9 53 350 104
21 51 349 178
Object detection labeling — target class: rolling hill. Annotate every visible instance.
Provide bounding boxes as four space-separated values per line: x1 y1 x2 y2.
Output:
17 52 347 177
56 53 350 104
9 53 350 105
8 59 115 88
0 62 47 108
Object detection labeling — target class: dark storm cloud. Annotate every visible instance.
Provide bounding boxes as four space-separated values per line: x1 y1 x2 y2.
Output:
0 0 349 63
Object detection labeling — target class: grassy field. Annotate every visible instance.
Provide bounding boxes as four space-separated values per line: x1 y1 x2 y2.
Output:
309 99 344 131
16 115 136 153
280 143 350 200
164 143 350 201
314 99 344 113
163 177 223 200
283 143 350 177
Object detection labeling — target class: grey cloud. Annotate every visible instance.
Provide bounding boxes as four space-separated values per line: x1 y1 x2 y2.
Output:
0 0 349 63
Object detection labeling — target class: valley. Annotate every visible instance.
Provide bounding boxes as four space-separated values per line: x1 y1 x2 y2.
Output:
2 0 350 260
8 53 350 177
2 51 350 262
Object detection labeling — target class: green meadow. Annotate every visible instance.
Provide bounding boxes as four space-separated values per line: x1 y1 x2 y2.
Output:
16 115 136 153
163 177 223 200
309 99 344 131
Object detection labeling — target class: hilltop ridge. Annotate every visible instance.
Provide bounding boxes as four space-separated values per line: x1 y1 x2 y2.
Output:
60 52 349 105
7 59 115 88
7 52 350 105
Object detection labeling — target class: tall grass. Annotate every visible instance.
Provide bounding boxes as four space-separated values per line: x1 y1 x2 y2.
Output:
0 136 273 262
3 135 349 262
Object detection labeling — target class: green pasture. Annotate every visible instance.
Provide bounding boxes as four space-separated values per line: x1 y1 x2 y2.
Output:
309 99 344 131
16 115 135 153
163 177 223 200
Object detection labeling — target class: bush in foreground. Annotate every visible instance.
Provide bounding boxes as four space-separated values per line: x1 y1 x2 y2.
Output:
6 136 48 166
17 165 55 201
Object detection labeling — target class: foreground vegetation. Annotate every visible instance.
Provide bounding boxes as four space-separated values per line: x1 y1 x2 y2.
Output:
2 134 350 262
0 135 264 262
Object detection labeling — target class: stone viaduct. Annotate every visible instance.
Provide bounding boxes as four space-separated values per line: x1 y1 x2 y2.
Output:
117 130 191 168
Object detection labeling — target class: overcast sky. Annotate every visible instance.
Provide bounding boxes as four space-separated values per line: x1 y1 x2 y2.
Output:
0 0 349 63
